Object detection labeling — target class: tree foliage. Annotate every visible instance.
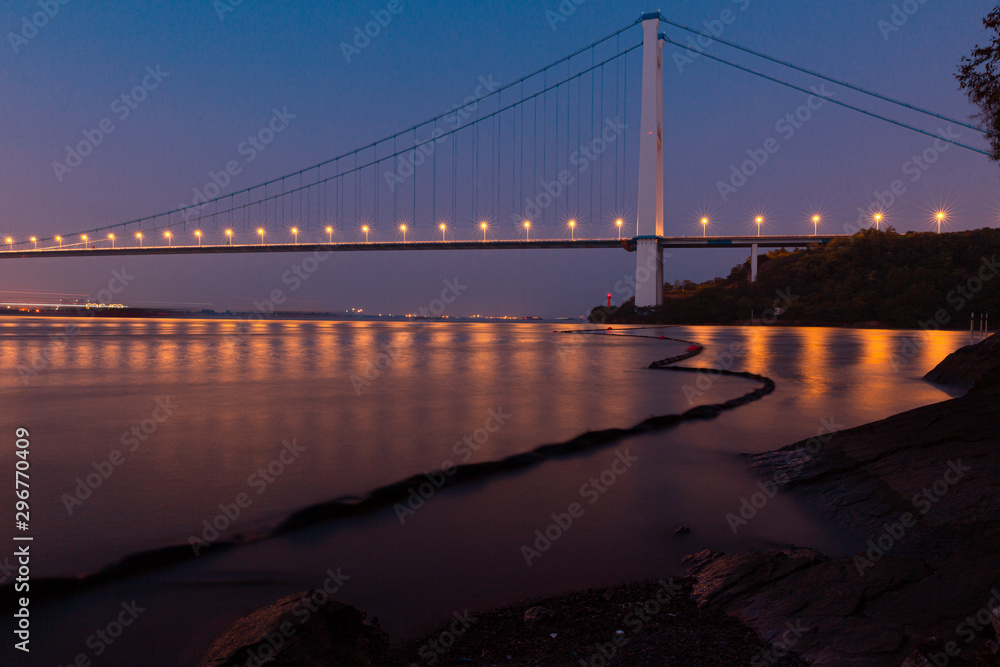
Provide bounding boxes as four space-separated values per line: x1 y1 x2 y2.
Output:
957 6 1000 160
591 229 1000 328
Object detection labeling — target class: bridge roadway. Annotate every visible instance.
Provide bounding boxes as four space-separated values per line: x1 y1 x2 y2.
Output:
0 235 846 259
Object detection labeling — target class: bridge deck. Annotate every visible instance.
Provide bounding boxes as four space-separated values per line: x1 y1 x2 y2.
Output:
0 235 845 259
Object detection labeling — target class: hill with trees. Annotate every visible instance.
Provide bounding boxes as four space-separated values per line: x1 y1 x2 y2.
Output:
590 228 1000 328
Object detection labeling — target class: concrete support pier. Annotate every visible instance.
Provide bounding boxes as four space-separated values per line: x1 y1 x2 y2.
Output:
634 12 664 308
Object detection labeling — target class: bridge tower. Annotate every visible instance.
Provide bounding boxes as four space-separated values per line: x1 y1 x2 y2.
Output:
634 12 665 308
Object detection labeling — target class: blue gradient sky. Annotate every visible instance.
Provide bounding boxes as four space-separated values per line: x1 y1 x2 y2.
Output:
1 0 997 317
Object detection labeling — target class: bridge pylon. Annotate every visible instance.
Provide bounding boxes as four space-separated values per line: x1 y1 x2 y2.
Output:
635 12 665 308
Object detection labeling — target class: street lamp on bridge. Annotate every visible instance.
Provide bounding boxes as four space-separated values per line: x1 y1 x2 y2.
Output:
225 229 233 245
291 227 299 244
195 230 202 246
257 228 265 245
4 237 12 250
439 222 446 241
480 221 488 241
568 219 576 240
812 214 820 236
362 225 370 242
399 224 407 242
164 230 172 246
700 217 709 237
136 232 143 246
616 218 624 239
755 216 764 237
326 226 333 243
523 220 530 241
30 236 36 249
108 233 115 248
55 236 62 248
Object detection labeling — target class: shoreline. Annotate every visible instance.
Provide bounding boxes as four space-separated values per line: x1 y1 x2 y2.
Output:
200 334 1000 666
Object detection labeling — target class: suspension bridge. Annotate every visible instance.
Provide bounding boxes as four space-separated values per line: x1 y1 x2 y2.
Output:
1 12 990 306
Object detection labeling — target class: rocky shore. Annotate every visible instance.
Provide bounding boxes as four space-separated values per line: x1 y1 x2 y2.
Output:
200 334 1000 666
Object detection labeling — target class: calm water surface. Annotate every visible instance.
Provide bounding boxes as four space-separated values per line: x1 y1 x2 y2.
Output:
0 317 970 666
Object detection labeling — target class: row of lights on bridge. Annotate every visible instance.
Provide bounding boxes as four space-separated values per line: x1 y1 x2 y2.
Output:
2 210 952 250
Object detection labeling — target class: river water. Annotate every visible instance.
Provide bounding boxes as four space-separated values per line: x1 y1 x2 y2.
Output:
0 317 970 666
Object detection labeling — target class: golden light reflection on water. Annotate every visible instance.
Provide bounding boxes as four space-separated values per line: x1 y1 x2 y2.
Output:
739 325 776 374
794 327 833 398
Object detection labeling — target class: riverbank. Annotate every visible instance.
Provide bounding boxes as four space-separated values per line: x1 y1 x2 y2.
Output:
201 334 1000 666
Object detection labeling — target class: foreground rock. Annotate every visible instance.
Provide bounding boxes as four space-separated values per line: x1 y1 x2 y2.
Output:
690 347 1000 665
198 591 388 667
924 332 1000 388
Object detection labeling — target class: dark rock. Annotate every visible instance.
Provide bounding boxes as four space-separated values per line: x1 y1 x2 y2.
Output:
198 590 388 667
523 606 554 629
924 332 1000 388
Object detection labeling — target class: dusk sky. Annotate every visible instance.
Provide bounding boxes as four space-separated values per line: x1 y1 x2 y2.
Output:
1 0 997 317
